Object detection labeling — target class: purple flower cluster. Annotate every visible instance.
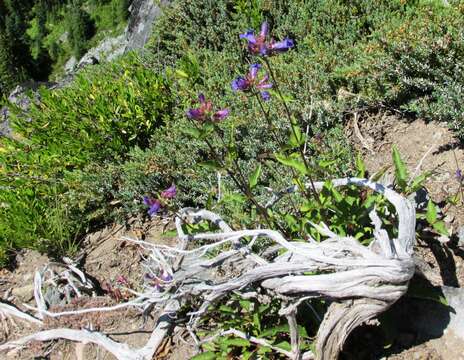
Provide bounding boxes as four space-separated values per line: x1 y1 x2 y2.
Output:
231 63 273 101
240 22 294 56
143 183 177 217
185 22 294 118
186 93 229 123
144 270 173 292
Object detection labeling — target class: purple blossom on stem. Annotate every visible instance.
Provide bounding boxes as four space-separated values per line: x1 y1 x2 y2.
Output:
456 169 463 182
186 93 229 123
143 196 161 217
231 63 273 101
240 21 294 56
144 270 173 292
161 184 177 199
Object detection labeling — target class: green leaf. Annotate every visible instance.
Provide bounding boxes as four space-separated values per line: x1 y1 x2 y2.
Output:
222 338 250 347
199 161 222 170
261 324 289 337
289 122 305 148
370 165 391 182
392 145 408 190
248 164 262 189
433 221 449 236
181 126 201 139
426 200 437 224
406 280 448 306
219 305 235 313
408 171 432 193
275 153 307 175
191 351 217 360
175 69 189 78
355 152 366 177
275 341 291 351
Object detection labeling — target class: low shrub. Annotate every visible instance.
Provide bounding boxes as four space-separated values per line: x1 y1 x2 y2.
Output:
0 54 173 263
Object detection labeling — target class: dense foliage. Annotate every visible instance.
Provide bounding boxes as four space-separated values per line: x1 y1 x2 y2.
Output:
0 56 173 263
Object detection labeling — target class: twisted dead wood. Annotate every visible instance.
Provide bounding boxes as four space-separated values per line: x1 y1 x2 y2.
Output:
0 177 415 360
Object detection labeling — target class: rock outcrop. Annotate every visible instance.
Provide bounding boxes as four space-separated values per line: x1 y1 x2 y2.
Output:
66 0 167 73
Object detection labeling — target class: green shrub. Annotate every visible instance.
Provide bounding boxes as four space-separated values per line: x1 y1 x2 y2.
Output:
0 54 173 263
149 0 464 136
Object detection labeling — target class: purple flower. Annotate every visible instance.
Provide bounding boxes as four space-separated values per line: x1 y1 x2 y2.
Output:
161 184 177 199
268 38 294 53
143 196 161 216
456 169 463 182
186 93 229 123
231 63 273 101
144 270 173 292
160 270 173 282
240 21 294 56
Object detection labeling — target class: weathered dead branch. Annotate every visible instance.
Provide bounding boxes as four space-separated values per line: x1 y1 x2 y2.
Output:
0 177 415 360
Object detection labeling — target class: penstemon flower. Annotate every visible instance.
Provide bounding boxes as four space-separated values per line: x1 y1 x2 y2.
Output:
456 169 463 182
186 93 229 123
161 184 176 199
231 63 273 101
240 21 294 56
143 184 177 216
143 196 161 216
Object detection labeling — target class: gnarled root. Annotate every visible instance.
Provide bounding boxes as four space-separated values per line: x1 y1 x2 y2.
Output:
0 177 416 360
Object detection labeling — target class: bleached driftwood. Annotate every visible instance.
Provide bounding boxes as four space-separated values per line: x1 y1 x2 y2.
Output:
0 177 415 360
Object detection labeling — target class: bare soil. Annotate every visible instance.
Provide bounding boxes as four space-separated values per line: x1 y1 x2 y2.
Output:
346 112 464 359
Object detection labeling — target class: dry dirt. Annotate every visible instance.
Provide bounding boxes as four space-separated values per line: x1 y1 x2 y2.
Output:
346 112 464 359
0 218 195 360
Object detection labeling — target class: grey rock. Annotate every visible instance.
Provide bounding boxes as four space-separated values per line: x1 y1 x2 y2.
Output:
458 226 464 248
0 81 56 138
441 286 464 338
124 0 166 52
77 34 126 69
64 56 77 73
58 31 69 43
387 285 464 358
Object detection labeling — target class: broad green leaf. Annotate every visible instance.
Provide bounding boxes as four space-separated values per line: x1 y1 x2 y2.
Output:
408 171 432 193
199 161 222 170
261 324 289 337
275 153 307 175
370 164 390 182
392 145 408 190
219 305 235 313
426 200 437 224
257 346 272 354
248 164 262 189
433 221 449 236
355 152 366 177
175 69 189 78
222 338 250 347
191 351 217 360
289 122 305 147
406 280 448 306
181 126 201 139
275 341 291 351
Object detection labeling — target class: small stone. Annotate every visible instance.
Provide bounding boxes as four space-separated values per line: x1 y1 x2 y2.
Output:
458 226 464 248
